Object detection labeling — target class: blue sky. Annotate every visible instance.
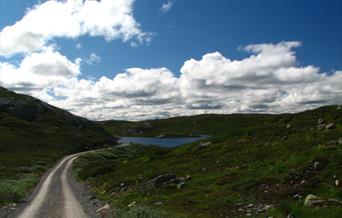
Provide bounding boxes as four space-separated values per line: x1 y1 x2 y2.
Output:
2 0 341 77
0 0 341 120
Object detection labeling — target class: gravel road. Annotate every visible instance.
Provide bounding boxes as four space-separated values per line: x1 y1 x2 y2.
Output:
2 153 105 218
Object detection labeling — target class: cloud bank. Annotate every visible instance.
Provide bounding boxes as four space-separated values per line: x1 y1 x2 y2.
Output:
0 0 151 57
1 41 341 120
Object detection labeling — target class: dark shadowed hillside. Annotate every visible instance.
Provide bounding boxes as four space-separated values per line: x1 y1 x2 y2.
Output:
0 87 116 204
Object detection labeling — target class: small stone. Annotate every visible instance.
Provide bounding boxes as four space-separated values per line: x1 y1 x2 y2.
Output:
335 179 340 187
127 201 136 207
120 187 128 192
110 192 118 197
304 194 325 206
293 194 302 200
177 181 186 189
287 213 295 218
313 161 320 169
317 118 325 125
326 123 336 129
327 199 342 206
247 203 254 208
237 208 244 212
286 124 292 128
338 137 342 145
154 201 163 205
199 141 212 147
246 213 252 216
96 203 111 217
185 175 191 181
263 205 272 211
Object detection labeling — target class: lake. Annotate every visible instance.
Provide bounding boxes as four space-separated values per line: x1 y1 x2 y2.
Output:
118 135 208 148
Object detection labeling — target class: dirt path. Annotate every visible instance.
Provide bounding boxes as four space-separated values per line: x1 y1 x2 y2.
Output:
4 153 104 218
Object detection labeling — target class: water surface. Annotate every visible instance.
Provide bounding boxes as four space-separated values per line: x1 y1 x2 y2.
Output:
118 135 208 148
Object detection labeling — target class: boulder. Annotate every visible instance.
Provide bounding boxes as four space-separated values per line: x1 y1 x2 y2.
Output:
143 174 177 190
325 123 336 129
177 181 186 189
199 141 212 147
97 203 111 217
327 199 342 206
304 194 325 207
317 118 325 125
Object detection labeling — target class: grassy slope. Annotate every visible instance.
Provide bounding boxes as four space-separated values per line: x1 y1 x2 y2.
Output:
0 87 116 204
74 105 342 217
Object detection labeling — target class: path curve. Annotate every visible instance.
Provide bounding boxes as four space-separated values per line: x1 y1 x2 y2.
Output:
9 153 99 218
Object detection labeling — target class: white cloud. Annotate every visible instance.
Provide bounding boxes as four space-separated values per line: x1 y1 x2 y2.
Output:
86 53 101 65
179 41 341 113
76 43 82 49
0 41 341 120
0 49 80 101
160 0 174 13
0 0 151 57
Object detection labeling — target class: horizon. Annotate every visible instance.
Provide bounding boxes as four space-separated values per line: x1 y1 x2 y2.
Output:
0 0 341 120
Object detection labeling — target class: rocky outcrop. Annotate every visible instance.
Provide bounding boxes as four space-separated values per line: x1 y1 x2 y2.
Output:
317 118 337 130
304 194 342 207
141 174 190 191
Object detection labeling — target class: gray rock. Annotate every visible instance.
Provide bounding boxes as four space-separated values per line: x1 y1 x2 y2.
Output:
325 123 336 129
199 141 212 147
313 161 320 169
177 181 186 189
143 174 177 189
287 213 295 218
304 194 325 206
317 118 325 125
293 194 302 200
327 199 342 206
96 203 111 218
338 137 342 145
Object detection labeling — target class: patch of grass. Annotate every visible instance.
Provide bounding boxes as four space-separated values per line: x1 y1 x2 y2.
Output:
0 174 38 203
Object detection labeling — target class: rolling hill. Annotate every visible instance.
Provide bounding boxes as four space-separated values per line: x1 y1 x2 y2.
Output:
0 86 116 204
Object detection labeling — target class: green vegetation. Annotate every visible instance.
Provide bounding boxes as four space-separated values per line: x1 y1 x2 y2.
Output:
0 87 115 204
75 105 342 217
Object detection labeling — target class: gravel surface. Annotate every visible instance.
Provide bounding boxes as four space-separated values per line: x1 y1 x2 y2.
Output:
1 153 109 218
